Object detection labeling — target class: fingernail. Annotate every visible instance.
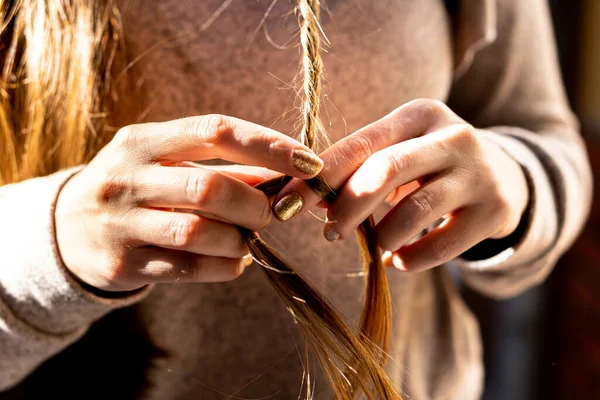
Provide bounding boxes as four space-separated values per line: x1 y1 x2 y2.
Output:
323 222 340 242
273 192 303 221
382 251 393 266
292 149 323 175
243 253 254 267
392 254 406 270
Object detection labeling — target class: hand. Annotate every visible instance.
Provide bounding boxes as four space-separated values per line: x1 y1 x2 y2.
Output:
274 99 529 272
55 115 323 291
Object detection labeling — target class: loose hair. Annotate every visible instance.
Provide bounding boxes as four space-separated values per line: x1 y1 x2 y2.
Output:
0 0 122 184
0 0 401 398
240 1 399 398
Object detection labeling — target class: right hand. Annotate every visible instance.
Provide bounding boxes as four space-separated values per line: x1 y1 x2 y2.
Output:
55 115 323 292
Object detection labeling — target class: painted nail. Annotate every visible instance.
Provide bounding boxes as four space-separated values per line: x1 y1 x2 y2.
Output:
323 222 340 242
243 253 254 267
292 149 323 175
273 192 303 221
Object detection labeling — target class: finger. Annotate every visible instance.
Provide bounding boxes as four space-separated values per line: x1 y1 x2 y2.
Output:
171 162 282 187
384 180 421 207
204 165 282 186
321 136 454 240
112 115 323 178
373 172 473 251
133 166 272 230
124 209 248 258
272 100 459 219
388 206 493 272
129 247 248 284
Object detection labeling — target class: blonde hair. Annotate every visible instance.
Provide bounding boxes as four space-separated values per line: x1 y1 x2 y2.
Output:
242 1 400 398
0 0 120 184
0 0 401 398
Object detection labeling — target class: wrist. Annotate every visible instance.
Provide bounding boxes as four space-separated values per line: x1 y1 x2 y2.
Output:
481 132 530 239
54 170 98 290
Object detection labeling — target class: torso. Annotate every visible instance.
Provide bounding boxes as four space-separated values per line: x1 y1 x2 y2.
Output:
110 1 456 398
119 0 453 139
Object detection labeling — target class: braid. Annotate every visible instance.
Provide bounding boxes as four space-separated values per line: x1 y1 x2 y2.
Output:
298 0 394 374
298 0 323 150
239 1 401 398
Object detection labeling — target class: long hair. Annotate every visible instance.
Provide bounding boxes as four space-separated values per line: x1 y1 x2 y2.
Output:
242 1 399 397
0 0 401 398
0 0 121 184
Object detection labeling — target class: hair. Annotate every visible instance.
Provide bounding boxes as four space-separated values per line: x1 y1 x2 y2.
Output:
0 0 123 185
0 0 401 398
242 1 400 398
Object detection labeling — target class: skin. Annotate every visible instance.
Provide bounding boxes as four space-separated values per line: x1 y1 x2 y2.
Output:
56 99 529 292
275 99 529 272
55 115 323 292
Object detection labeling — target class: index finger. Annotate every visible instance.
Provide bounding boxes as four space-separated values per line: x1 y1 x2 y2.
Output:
272 100 444 217
112 114 324 178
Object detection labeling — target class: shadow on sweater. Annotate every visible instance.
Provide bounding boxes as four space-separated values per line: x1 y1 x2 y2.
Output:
0 305 167 400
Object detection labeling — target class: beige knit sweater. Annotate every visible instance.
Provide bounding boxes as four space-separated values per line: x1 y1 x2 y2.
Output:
0 0 592 399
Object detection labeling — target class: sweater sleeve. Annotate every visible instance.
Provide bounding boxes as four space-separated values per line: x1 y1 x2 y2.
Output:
446 0 593 299
0 168 152 391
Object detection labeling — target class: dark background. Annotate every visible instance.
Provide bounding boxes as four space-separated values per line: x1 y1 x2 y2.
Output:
462 1 600 399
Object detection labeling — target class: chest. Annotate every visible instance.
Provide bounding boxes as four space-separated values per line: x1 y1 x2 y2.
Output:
119 0 453 143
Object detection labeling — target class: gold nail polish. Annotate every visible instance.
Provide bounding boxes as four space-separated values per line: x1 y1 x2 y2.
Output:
292 149 323 175
273 192 303 221
243 253 254 267
323 222 340 242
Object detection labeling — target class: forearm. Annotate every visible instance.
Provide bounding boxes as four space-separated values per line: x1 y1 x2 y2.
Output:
445 0 593 298
0 169 150 390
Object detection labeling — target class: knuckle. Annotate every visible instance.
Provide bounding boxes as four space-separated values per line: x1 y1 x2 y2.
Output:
427 99 449 114
95 172 135 205
113 125 143 151
341 135 376 167
407 190 436 220
365 151 407 190
255 197 272 229
168 215 200 248
448 125 481 153
264 138 283 162
247 134 280 164
381 152 409 183
406 98 448 121
186 172 223 207
195 114 233 146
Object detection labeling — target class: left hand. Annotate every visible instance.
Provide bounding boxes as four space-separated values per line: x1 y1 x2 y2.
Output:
273 99 529 272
